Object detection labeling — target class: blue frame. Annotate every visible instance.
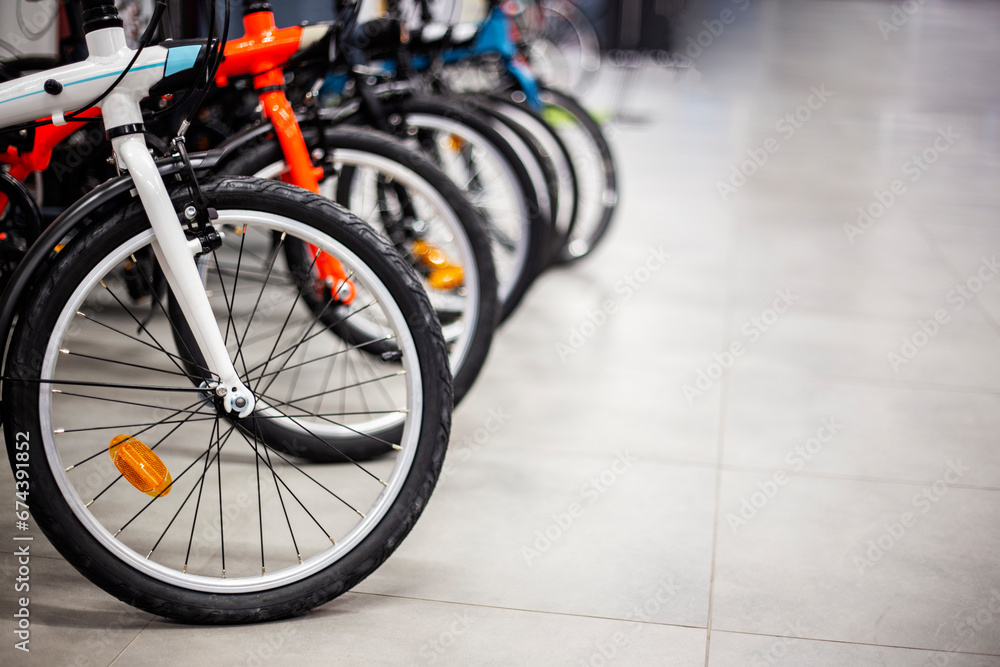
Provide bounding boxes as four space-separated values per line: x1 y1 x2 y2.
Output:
323 6 544 110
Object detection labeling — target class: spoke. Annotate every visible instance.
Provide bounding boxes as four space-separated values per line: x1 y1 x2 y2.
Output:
250 409 405 419
57 416 217 435
315 337 341 416
254 389 400 462
65 396 210 470
73 311 217 379
259 370 405 409
286 336 309 412
232 232 287 381
212 226 255 380
144 424 238 561
255 410 264 574
183 417 226 573
115 420 235 540
3 377 209 392
221 224 249 346
54 390 209 416
356 342 396 407
237 418 355 530
122 258 213 382
59 350 192 378
246 334 393 384
94 279 188 377
345 344 371 416
241 292 370 380
212 265 298 288
250 246 324 397
250 416 302 565
216 418 226 576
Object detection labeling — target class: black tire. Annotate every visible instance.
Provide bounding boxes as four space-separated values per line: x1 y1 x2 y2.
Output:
219 126 498 404
2 177 452 623
536 87 618 264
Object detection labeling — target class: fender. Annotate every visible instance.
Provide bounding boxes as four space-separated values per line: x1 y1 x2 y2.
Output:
0 148 225 373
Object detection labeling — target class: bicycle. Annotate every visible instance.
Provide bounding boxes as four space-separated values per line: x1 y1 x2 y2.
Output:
0 0 451 623
343 0 619 264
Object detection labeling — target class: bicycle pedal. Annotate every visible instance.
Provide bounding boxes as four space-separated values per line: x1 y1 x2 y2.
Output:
109 435 172 497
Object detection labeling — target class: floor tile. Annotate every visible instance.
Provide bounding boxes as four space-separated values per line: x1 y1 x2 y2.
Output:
712 470 1000 654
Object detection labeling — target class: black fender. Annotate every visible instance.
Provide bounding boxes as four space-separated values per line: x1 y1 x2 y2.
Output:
0 148 226 379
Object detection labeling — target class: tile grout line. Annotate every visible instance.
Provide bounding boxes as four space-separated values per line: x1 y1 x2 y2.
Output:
350 591 707 629
704 374 729 667
705 205 740 666
105 619 155 667
712 626 1000 658
351 593 1000 658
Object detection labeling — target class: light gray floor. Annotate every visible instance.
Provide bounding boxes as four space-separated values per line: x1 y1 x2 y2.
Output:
4 0 1000 665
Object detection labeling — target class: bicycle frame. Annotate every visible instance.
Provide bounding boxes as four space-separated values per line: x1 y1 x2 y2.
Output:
0 7 256 417
329 1 543 109
214 5 355 301
0 108 101 217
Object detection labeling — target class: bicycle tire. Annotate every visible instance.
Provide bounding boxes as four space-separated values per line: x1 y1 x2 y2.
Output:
2 177 451 623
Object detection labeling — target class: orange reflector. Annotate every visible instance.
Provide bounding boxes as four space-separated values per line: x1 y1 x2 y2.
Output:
428 266 464 291
412 240 464 290
109 435 172 497
445 134 465 152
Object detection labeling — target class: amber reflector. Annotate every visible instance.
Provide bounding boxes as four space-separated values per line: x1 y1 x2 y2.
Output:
109 435 172 497
413 240 464 290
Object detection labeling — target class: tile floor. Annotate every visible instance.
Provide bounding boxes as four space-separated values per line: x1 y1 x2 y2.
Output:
3 0 1000 664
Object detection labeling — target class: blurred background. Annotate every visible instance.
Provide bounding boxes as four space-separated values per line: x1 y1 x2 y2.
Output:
2 0 999 665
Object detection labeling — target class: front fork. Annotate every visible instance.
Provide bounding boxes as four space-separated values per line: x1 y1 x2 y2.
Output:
110 133 256 417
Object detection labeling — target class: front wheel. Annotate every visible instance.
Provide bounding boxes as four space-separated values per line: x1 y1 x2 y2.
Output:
2 177 452 623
